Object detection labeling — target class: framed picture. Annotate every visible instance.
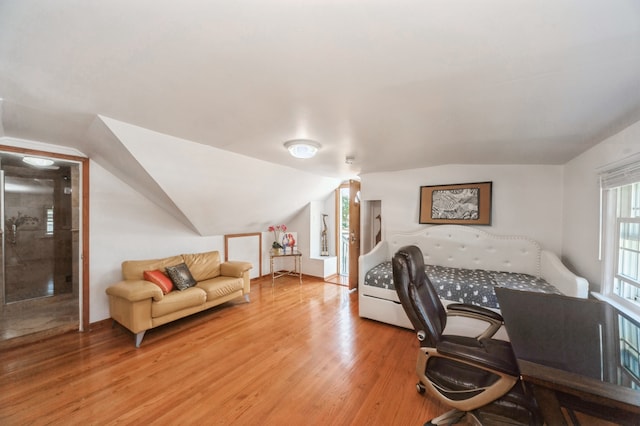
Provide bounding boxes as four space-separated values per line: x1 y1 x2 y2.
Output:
419 181 492 225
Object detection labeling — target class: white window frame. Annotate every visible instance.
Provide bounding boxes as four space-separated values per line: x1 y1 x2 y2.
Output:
600 157 640 319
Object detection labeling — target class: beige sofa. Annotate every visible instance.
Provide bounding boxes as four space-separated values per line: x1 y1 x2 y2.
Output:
106 250 252 347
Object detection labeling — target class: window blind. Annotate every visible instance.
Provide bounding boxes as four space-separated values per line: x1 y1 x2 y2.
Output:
598 153 640 259
600 154 640 189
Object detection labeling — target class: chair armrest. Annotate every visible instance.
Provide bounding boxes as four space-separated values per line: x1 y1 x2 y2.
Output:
436 337 520 377
446 303 504 340
220 261 252 278
106 280 163 302
447 303 504 321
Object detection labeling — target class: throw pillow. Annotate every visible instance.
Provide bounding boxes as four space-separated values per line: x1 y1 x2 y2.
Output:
165 263 197 291
143 270 174 294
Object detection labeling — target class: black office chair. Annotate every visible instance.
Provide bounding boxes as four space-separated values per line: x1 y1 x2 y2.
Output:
392 245 541 425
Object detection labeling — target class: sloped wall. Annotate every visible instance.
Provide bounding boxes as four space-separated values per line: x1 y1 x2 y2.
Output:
99 116 341 237
89 161 226 321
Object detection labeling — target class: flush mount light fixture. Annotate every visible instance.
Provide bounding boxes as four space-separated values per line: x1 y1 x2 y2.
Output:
22 156 55 167
284 139 321 159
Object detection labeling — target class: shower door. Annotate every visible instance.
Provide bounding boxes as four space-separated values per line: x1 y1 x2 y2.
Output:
0 151 80 340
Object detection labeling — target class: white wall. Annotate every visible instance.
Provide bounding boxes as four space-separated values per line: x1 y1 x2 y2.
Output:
563 120 640 292
100 116 342 237
281 191 337 278
92 161 340 322
90 162 225 322
308 194 336 258
360 164 565 255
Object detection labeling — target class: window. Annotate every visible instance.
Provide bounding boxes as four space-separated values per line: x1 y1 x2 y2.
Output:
601 157 640 317
45 206 54 235
619 313 640 390
600 158 640 396
613 183 640 306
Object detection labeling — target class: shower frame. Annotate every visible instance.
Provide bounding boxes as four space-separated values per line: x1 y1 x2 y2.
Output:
0 144 90 333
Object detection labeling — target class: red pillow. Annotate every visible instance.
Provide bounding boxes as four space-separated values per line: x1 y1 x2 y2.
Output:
143 270 174 294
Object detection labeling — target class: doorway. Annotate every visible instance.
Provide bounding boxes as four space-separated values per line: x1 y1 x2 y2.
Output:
336 180 360 290
0 148 86 342
337 184 350 277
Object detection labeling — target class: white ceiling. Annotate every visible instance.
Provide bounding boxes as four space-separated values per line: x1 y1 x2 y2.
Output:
1 0 640 179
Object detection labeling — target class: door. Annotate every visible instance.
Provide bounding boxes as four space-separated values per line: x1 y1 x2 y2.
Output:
348 180 360 290
2 169 73 304
0 149 86 341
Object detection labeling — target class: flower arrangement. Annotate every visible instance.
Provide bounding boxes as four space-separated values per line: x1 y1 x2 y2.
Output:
268 224 287 249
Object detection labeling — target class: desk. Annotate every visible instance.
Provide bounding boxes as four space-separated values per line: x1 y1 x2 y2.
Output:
270 249 302 285
495 287 640 425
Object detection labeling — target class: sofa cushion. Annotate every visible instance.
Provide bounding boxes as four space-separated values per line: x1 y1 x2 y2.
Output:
182 251 221 281
165 263 197 291
143 270 174 294
197 276 244 301
151 287 207 318
122 255 184 281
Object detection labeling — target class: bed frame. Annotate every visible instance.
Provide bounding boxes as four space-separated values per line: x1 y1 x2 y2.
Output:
358 225 589 338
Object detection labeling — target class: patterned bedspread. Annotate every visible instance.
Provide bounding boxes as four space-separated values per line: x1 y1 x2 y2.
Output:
364 261 560 309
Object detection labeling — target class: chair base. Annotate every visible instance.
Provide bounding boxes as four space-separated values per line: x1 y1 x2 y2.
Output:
425 408 535 426
472 406 539 426
424 409 467 425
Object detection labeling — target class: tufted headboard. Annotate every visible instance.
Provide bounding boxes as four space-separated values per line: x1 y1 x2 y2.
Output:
387 225 542 276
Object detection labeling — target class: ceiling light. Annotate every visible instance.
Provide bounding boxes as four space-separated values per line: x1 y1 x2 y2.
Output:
22 157 54 167
284 139 321 159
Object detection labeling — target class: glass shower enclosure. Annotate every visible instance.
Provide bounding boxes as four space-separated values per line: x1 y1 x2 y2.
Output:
0 151 80 341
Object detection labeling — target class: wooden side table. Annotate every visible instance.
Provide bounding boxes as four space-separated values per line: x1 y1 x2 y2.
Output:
270 249 302 285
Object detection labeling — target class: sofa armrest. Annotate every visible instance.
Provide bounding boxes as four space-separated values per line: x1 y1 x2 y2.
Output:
540 250 589 299
106 280 163 302
220 261 252 278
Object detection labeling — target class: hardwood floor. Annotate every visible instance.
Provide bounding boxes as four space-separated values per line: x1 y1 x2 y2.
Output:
0 275 449 425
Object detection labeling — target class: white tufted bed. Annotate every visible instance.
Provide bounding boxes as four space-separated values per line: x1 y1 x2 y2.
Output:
358 225 589 340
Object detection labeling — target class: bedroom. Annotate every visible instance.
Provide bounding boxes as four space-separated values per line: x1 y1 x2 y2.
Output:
1 1 640 423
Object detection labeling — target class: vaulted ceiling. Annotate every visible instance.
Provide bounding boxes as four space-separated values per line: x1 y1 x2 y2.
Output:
0 1 639 234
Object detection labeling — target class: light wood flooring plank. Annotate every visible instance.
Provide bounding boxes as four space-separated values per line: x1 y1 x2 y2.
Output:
1 276 448 425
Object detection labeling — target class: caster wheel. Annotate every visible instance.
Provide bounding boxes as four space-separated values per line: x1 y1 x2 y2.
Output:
416 382 426 394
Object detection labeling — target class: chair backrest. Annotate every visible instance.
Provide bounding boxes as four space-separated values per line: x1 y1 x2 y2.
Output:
392 245 447 347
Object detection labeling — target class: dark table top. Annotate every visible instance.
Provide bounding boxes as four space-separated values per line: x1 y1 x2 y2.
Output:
495 287 640 414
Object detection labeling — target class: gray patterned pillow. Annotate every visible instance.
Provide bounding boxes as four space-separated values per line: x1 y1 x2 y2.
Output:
165 263 197 291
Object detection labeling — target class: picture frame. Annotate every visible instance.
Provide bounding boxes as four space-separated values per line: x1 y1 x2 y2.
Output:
419 181 492 225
